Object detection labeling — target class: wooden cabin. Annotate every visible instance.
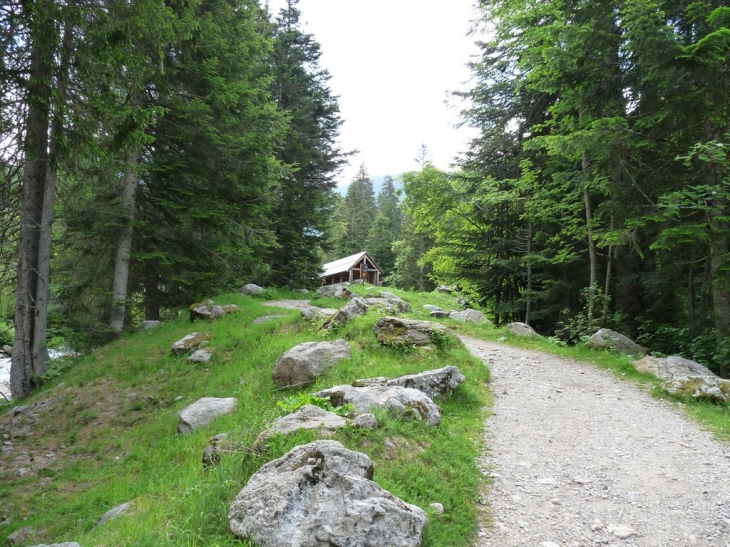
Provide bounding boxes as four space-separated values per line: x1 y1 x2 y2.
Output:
322 251 382 286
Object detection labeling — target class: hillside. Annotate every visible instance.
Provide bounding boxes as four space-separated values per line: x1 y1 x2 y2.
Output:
0 286 491 547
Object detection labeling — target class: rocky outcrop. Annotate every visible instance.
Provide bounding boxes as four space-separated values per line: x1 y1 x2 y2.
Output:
255 405 346 446
507 322 540 337
322 297 367 328
352 413 379 429
240 284 265 296
317 283 353 299
429 310 450 318
422 305 443 313
139 320 162 330
178 397 237 434
272 340 351 388
228 440 427 547
316 384 442 426
353 366 465 400
634 355 716 380
585 328 645 356
172 332 213 355
374 317 451 347
449 309 490 323
378 291 411 313
662 376 730 403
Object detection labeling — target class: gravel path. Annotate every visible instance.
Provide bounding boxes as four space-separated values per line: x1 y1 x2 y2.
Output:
460 336 730 547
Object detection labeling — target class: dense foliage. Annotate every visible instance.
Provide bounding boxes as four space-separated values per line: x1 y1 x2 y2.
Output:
407 0 730 376
1 0 344 396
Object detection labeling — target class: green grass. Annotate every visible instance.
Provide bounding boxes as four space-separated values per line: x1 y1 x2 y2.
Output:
0 286 490 547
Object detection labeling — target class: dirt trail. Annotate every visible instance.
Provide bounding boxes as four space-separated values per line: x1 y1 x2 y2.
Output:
459 336 730 547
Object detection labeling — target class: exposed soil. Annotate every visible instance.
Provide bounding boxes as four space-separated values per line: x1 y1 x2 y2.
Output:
460 336 730 547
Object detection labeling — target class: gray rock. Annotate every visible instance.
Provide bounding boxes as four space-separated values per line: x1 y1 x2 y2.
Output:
423 305 443 312
322 297 368 328
351 413 379 429
178 397 237 434
172 332 213 355
188 349 213 363
317 283 353 299
240 283 265 296
252 315 285 325
436 285 453 293
449 309 490 323
362 297 397 313
140 320 163 330
2 345 12 356
96 502 131 527
507 322 540 337
662 376 730 403
228 440 427 547
634 355 716 380
374 316 452 347
429 310 450 318
378 291 411 312
272 340 351 388
428 502 445 514
607 524 638 539
316 384 442 426
7 527 35 546
10 405 28 416
256 405 346 445
585 328 645 355
210 305 226 320
301 307 336 321
382 366 466 399
189 299 215 321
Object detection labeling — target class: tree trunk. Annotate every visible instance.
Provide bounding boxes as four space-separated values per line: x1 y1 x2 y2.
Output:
109 148 142 334
11 0 53 398
31 22 73 377
708 192 730 378
144 260 161 321
583 152 598 328
525 221 533 326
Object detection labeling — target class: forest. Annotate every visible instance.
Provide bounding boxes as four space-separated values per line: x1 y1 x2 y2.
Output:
2 0 730 400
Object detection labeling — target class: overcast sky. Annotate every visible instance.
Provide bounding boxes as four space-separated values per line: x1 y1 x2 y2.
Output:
266 0 482 186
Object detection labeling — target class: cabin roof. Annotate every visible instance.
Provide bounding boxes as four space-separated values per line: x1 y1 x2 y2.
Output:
322 251 382 277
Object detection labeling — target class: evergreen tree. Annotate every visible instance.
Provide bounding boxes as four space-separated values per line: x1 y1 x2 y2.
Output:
366 176 402 279
332 164 376 257
265 0 346 288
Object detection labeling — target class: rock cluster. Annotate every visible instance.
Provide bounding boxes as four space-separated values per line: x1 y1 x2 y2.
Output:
316 384 442 426
228 440 427 547
661 376 730 403
634 355 715 380
189 299 240 322
172 332 213 355
352 366 465 400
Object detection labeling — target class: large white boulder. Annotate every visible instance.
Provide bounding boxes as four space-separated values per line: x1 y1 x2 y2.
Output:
178 397 237 434
228 440 427 547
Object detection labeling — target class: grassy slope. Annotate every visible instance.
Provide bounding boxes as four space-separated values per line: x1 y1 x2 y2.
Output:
0 287 491 547
1 286 728 547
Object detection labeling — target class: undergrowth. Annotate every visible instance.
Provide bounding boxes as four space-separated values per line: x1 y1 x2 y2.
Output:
0 286 489 547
